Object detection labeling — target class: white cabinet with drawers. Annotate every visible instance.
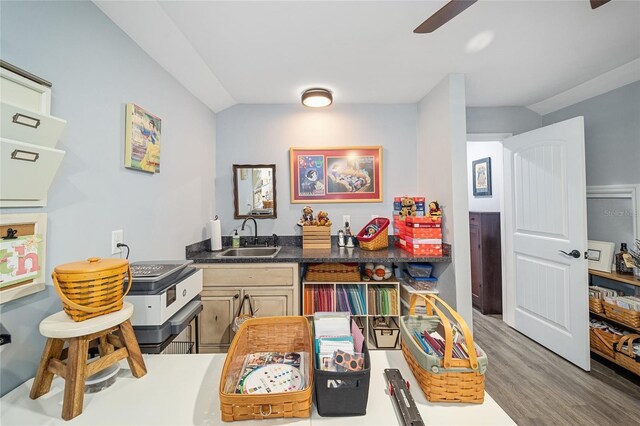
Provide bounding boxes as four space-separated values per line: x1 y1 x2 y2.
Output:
0 62 67 207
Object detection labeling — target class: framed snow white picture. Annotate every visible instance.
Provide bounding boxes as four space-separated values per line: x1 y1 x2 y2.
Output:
124 103 161 173
472 157 492 197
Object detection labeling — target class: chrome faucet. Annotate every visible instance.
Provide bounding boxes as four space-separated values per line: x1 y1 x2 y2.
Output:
241 217 258 245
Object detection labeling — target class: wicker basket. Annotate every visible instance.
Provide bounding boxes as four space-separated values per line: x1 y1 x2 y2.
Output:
305 263 361 282
589 297 604 314
603 301 640 328
614 334 640 376
219 316 313 422
356 218 390 251
52 257 132 322
589 327 621 358
400 294 487 403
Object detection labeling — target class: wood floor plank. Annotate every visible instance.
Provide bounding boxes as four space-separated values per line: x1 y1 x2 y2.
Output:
473 311 640 426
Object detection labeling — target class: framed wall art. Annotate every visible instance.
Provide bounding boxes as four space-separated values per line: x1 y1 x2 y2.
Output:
124 103 161 173
289 146 382 203
587 240 615 273
0 213 47 304
472 157 492 197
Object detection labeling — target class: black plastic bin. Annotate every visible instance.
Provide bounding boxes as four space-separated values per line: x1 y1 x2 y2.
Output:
314 342 371 416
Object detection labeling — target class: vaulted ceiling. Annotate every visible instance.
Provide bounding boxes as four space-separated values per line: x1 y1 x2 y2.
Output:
96 1 640 114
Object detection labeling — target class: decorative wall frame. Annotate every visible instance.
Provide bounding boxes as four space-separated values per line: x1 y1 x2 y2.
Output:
289 146 382 203
587 240 615 273
472 157 492 197
124 103 161 173
0 213 47 304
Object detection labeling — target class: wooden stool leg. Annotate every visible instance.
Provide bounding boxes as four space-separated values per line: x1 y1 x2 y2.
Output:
61 336 89 421
30 338 65 399
98 335 114 356
119 320 147 378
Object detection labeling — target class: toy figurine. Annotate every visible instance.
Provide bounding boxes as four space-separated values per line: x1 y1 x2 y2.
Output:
298 205 316 226
428 200 442 220
317 211 332 226
399 196 417 219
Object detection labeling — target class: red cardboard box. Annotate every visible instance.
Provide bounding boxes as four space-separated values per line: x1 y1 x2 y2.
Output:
405 227 441 239
405 241 443 256
406 216 442 227
405 236 442 246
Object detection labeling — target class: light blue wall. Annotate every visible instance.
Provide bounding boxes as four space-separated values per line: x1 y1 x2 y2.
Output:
466 106 542 135
0 1 216 396
215 104 417 236
542 81 640 186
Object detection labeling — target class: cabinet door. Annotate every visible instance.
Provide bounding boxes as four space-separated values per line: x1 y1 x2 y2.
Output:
246 288 294 317
199 288 240 353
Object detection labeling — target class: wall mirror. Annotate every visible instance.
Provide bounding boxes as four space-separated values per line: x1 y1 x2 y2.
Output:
233 164 277 219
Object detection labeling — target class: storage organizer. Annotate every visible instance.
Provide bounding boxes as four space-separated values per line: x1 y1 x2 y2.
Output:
356 217 389 251
369 316 400 349
302 225 332 249
314 342 371 417
305 263 361 282
52 257 132 321
589 327 621 358
614 334 640 376
603 301 640 328
400 294 487 404
406 263 433 278
219 316 313 422
589 297 604 314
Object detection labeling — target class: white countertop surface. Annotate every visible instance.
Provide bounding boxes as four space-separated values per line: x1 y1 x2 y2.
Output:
1 351 514 425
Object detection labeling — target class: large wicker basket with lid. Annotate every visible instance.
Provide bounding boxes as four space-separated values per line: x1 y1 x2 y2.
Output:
52 257 132 322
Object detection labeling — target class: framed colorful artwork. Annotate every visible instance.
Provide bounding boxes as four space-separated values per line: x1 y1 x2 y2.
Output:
0 213 47 304
472 157 492 197
289 146 382 203
124 103 161 173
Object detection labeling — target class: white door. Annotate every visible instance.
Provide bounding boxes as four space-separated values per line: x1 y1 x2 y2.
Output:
503 117 589 370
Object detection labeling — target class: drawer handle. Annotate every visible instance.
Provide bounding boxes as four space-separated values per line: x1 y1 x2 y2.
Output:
12 113 40 129
11 149 39 162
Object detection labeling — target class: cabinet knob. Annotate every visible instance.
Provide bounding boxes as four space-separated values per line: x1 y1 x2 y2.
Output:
234 294 239 299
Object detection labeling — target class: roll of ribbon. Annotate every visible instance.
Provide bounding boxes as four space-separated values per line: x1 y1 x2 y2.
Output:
208 216 222 251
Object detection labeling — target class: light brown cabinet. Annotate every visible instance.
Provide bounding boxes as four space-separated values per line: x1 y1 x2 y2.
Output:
195 263 299 353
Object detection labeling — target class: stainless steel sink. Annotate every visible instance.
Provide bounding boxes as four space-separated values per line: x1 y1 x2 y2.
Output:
217 246 281 258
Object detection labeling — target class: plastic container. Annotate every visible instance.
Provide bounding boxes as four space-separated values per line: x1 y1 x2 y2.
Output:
407 263 433 278
314 342 371 416
232 230 240 248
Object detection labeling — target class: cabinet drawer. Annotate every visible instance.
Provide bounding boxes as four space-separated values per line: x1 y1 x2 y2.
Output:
0 69 50 114
1 138 64 201
202 265 295 287
1 102 66 148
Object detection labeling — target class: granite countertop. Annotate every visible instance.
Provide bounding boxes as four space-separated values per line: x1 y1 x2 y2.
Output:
186 237 451 264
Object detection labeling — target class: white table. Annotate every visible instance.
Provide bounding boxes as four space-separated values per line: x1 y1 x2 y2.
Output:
1 352 514 425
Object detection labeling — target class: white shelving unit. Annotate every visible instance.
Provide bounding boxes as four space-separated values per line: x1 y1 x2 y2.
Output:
302 278 401 350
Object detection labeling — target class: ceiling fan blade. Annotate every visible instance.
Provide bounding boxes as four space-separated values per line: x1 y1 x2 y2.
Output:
414 0 477 34
590 0 612 9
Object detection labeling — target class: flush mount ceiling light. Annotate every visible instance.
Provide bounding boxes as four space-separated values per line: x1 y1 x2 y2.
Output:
301 88 333 108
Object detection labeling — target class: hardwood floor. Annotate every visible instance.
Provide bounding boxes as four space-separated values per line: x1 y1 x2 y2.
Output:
473 312 640 426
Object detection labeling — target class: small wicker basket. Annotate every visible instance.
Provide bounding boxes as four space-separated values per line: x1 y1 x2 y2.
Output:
614 334 640 376
219 316 313 422
52 257 132 322
356 217 389 251
589 327 621 358
603 301 640 328
400 294 487 404
589 297 604 314
305 263 360 282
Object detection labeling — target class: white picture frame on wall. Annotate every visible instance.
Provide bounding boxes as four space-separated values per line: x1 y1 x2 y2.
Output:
0 213 47 304
587 240 615 273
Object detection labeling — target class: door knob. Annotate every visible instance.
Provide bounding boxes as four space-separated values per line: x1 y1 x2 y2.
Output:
559 249 581 259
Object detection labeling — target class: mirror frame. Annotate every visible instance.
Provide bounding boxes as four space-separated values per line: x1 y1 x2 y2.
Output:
232 164 277 219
